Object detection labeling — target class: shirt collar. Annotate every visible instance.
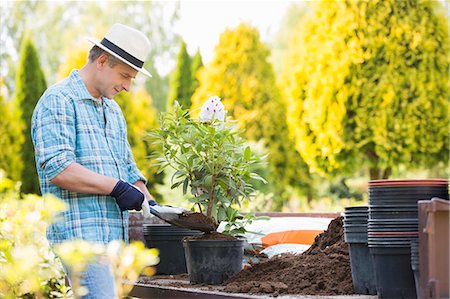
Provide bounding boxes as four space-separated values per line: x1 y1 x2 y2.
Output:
69 70 114 108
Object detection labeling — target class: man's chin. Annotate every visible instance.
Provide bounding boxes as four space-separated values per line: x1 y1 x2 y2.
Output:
106 91 119 98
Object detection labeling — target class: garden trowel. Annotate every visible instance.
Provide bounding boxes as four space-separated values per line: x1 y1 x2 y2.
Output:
141 200 215 232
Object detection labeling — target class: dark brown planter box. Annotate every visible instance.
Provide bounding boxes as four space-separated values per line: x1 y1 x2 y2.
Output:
418 198 450 299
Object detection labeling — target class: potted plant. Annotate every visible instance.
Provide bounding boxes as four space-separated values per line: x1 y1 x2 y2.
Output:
150 96 266 284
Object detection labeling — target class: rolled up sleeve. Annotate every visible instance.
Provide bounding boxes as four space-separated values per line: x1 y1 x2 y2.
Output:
125 139 147 184
32 94 76 181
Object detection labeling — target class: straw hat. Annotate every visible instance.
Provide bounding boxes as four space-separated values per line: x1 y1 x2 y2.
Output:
88 23 152 77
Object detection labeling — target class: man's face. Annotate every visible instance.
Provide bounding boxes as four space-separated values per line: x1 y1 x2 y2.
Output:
97 55 139 98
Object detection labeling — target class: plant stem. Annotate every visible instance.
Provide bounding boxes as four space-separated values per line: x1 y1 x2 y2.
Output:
206 174 216 219
196 202 203 213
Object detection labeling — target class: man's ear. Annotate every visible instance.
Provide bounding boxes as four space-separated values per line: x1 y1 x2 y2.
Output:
96 54 108 70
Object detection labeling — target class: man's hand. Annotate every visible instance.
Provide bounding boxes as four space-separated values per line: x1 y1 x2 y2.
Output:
110 180 144 211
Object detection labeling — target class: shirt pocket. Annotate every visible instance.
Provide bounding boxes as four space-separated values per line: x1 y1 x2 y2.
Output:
104 108 128 161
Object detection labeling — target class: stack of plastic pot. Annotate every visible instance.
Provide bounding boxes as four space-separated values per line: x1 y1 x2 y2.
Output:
143 224 203 274
343 206 376 295
410 239 420 295
368 179 449 299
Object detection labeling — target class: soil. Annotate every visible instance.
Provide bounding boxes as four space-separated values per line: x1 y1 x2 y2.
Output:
172 212 216 233
138 216 354 296
184 231 237 241
224 216 354 296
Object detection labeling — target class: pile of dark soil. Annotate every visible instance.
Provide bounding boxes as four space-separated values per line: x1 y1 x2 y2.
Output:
224 216 353 296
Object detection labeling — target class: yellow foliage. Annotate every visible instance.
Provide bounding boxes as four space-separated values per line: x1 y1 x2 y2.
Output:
0 173 158 298
0 95 24 182
281 0 449 178
55 240 159 298
191 23 274 141
0 173 67 298
190 23 312 204
57 44 89 80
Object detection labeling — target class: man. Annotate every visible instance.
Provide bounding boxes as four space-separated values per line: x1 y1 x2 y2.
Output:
32 23 155 298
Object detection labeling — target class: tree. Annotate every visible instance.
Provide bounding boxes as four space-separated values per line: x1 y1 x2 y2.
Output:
263 95 315 207
191 23 311 208
281 0 449 179
270 2 311 75
167 41 192 111
0 87 24 182
1 1 181 112
15 34 47 194
145 71 169 113
191 23 274 140
190 49 203 97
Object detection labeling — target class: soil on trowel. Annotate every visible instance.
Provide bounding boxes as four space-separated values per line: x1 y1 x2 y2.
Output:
224 216 353 296
172 212 216 232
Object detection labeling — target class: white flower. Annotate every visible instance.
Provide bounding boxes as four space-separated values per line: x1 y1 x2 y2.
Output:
199 96 227 121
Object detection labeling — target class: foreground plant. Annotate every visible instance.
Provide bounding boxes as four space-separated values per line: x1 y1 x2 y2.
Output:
150 97 267 236
0 171 158 298
0 172 69 298
55 240 158 298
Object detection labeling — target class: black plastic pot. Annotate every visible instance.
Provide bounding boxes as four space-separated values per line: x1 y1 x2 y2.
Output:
344 206 376 295
410 239 420 296
143 224 203 274
348 243 377 295
183 239 244 285
368 186 448 197
370 246 417 299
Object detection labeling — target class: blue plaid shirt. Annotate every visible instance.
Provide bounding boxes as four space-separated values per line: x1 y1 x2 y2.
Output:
31 70 146 245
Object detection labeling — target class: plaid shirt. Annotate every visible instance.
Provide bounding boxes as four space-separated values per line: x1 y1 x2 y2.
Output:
32 70 146 245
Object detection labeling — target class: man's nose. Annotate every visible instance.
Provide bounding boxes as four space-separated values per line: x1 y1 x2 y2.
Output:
122 78 132 92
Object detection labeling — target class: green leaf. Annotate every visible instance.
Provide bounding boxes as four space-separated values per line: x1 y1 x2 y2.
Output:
198 193 210 201
203 175 212 188
244 146 251 161
182 178 189 195
217 207 227 222
250 173 268 184
170 181 183 189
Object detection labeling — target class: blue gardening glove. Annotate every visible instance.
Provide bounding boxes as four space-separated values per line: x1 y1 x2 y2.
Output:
110 180 144 211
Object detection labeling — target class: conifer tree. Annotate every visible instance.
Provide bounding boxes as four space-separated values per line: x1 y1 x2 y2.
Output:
15 34 47 194
281 0 449 179
191 24 273 140
190 49 203 98
145 71 169 112
167 41 192 111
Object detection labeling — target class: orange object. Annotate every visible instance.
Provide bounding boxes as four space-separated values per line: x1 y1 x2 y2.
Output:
261 230 323 248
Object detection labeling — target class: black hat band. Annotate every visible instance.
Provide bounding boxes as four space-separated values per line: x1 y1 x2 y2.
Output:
100 38 144 68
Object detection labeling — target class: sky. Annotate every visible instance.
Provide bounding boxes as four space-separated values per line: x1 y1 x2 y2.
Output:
173 0 294 63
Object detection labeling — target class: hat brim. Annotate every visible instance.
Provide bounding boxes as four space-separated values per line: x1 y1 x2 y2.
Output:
88 37 152 77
